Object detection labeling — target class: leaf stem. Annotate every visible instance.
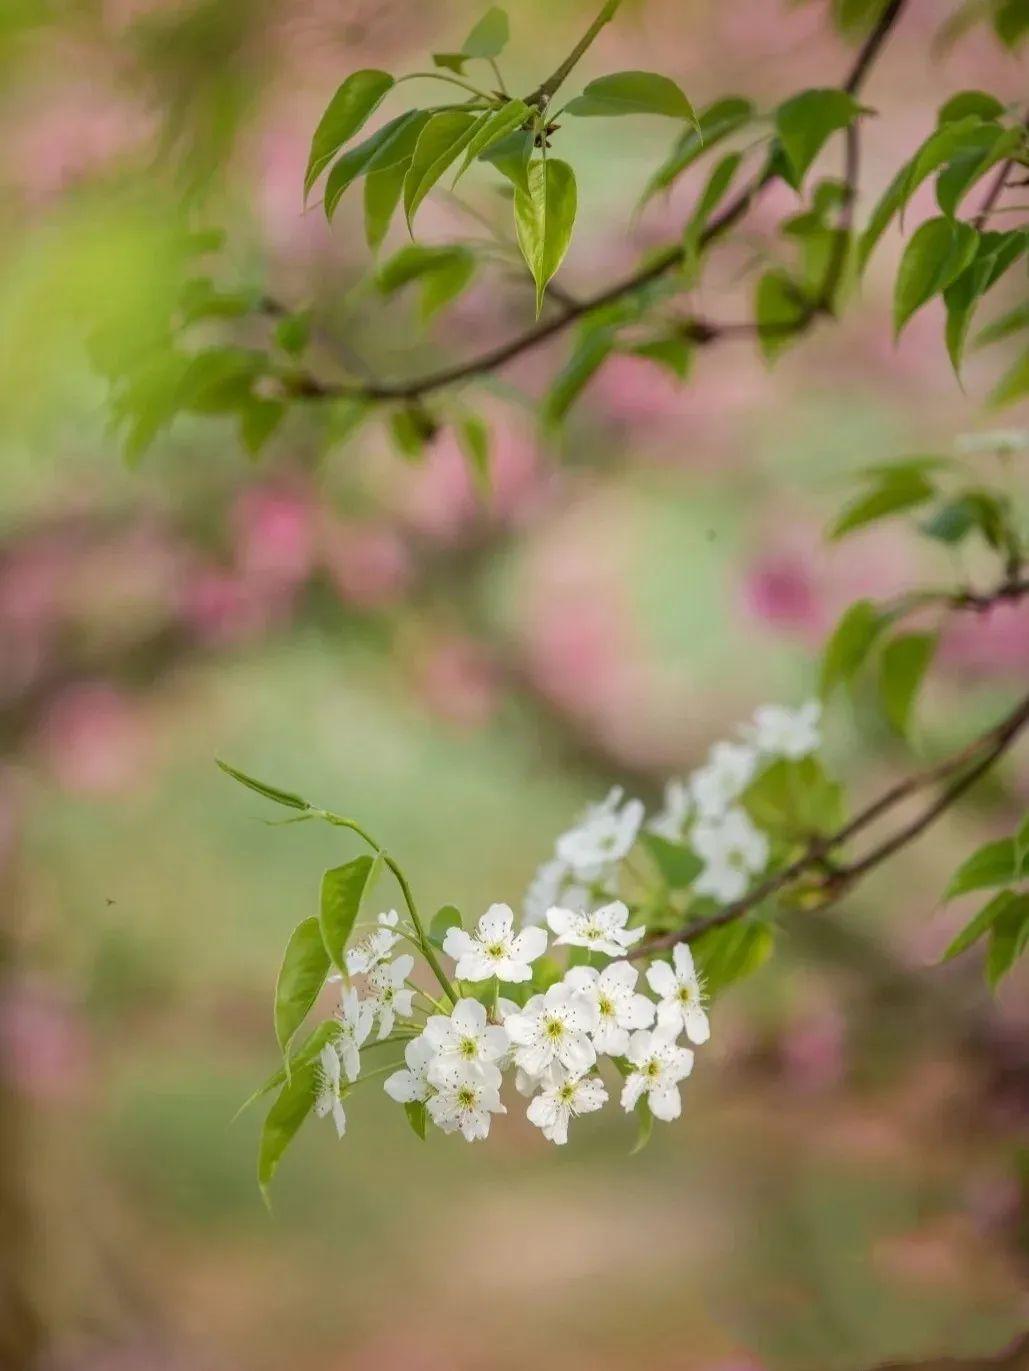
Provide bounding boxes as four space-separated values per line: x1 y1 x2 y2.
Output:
396 70 498 103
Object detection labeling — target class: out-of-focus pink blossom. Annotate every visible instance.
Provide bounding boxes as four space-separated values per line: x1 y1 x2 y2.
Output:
180 567 286 645
255 125 329 258
9 92 150 203
939 601 1029 678
401 418 542 540
414 635 500 728
36 682 146 795
324 522 412 609
0 977 90 1101
231 484 315 590
781 1009 847 1093
740 551 826 639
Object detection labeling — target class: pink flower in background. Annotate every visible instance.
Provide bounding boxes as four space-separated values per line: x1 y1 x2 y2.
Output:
10 91 149 203
179 567 280 645
36 682 146 795
0 977 90 1101
939 601 1029 678
324 521 412 609
255 125 330 258
415 635 500 728
741 550 826 639
231 484 315 589
401 418 542 540
781 1009 847 1093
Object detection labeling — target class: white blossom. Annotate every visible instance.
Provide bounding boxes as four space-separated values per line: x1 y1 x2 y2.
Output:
691 741 759 819
565 960 655 1056
334 985 374 1081
524 858 591 926
505 981 598 1078
620 1028 694 1122
345 910 402 975
427 1074 506 1141
645 944 710 1045
365 954 415 1039
555 787 644 876
526 1066 608 1145
384 1034 435 1104
313 1043 347 1139
648 779 692 842
954 428 1028 457
442 903 548 983
692 807 769 902
423 997 508 1088
547 899 644 958
746 700 821 759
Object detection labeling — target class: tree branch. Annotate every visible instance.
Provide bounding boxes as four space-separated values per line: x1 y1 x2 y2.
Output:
864 1331 1029 1371
525 0 624 108
278 0 909 405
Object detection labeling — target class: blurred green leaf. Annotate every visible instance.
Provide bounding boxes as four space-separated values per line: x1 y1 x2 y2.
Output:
234 1021 338 1120
640 832 702 888
543 329 614 426
566 71 698 125
320 854 382 972
878 631 937 735
945 838 1021 899
682 152 742 266
515 158 577 316
975 299 1029 348
744 756 845 840
629 1095 653 1155
640 96 754 206
457 416 491 497
404 1100 428 1140
937 90 1007 123
754 270 810 361
258 1061 317 1199
404 110 481 229
820 600 885 697
461 6 509 58
988 348 1029 409
479 129 533 194
986 893 1029 988
274 917 331 1072
894 217 979 337
941 888 1016 961
693 920 773 995
429 904 463 951
216 760 310 810
305 69 395 199
454 99 531 185
376 244 476 320
774 89 862 188
830 471 936 539
324 109 426 222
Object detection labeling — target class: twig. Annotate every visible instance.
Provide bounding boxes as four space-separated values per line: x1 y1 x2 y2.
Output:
525 0 624 108
973 112 1028 231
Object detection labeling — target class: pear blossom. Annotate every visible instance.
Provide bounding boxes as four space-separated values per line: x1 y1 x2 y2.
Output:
313 1043 347 1138
620 1028 694 1122
384 1033 435 1104
442 903 548 983
524 858 591 926
648 778 692 842
690 741 759 819
427 1073 507 1141
505 981 598 1078
423 997 508 1087
365 953 415 1039
334 985 374 1081
345 910 401 975
555 787 645 875
547 899 644 957
646 943 710 1045
954 428 1028 457
565 960 656 1055
747 700 821 759
526 1067 608 1145
693 808 769 902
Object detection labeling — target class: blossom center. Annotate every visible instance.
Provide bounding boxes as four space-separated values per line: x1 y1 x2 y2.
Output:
598 995 615 1018
544 1016 565 1040
460 1036 478 1058
487 943 506 958
457 1086 476 1107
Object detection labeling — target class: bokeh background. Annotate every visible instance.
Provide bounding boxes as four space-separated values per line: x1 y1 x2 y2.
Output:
1 2 1028 1369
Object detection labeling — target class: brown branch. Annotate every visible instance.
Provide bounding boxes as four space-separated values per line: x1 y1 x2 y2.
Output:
865 1331 1029 1371
276 0 909 405
973 113 1028 231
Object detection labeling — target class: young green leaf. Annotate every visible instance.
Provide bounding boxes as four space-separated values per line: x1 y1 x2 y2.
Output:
543 329 614 426
457 416 491 497
988 348 1029 410
774 89 861 188
639 96 754 206
304 70 395 199
320 853 382 972
404 1099 428 1140
376 244 476 320
693 921 773 995
461 6 509 58
878 631 937 735
454 99 530 185
514 158 577 316
274 917 331 1071
240 398 284 457
429 904 463 951
565 71 698 128
216 759 310 811
258 1062 318 1200
743 756 845 840
937 90 1007 123
941 888 1016 962
404 110 481 230
986 893 1029 989
234 1021 339 1121
820 599 885 697
894 217 979 336
479 129 533 195
945 838 1019 899
639 832 702 888
935 124 1023 218
754 270 810 361
975 300 1029 348
324 109 427 222
682 151 742 266
829 471 936 539
630 1095 654 1155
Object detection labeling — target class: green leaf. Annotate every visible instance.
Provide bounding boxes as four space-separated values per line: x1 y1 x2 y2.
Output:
514 158 577 316
639 96 754 206
878 632 937 735
479 129 533 195
457 416 491 497
324 109 428 223
754 270 810 361
935 125 1023 218
693 921 773 995
920 497 977 545
274 917 331 1072
629 1095 653 1155
461 6 509 58
945 838 1020 899
1015 813 1029 871
234 1021 339 1121
404 1099 428 1140
629 335 693 379
454 99 530 185
973 290 1029 348
258 1062 318 1200
829 471 936 539
986 893 1029 989
894 217 979 337
376 245 476 320
744 756 846 840
565 71 698 126
274 312 310 356
941 888 1016 962
543 329 613 426
937 91 1006 123
389 404 437 458
240 398 284 456
429 904 462 951
304 70 395 199
774 89 861 188
216 759 310 811
404 110 480 230
988 348 1029 410
177 347 265 414
320 854 382 972
365 163 407 251
820 600 885 697
639 832 702 888
682 151 742 266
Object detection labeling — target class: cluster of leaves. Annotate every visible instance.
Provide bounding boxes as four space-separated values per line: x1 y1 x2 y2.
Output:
941 814 1029 988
